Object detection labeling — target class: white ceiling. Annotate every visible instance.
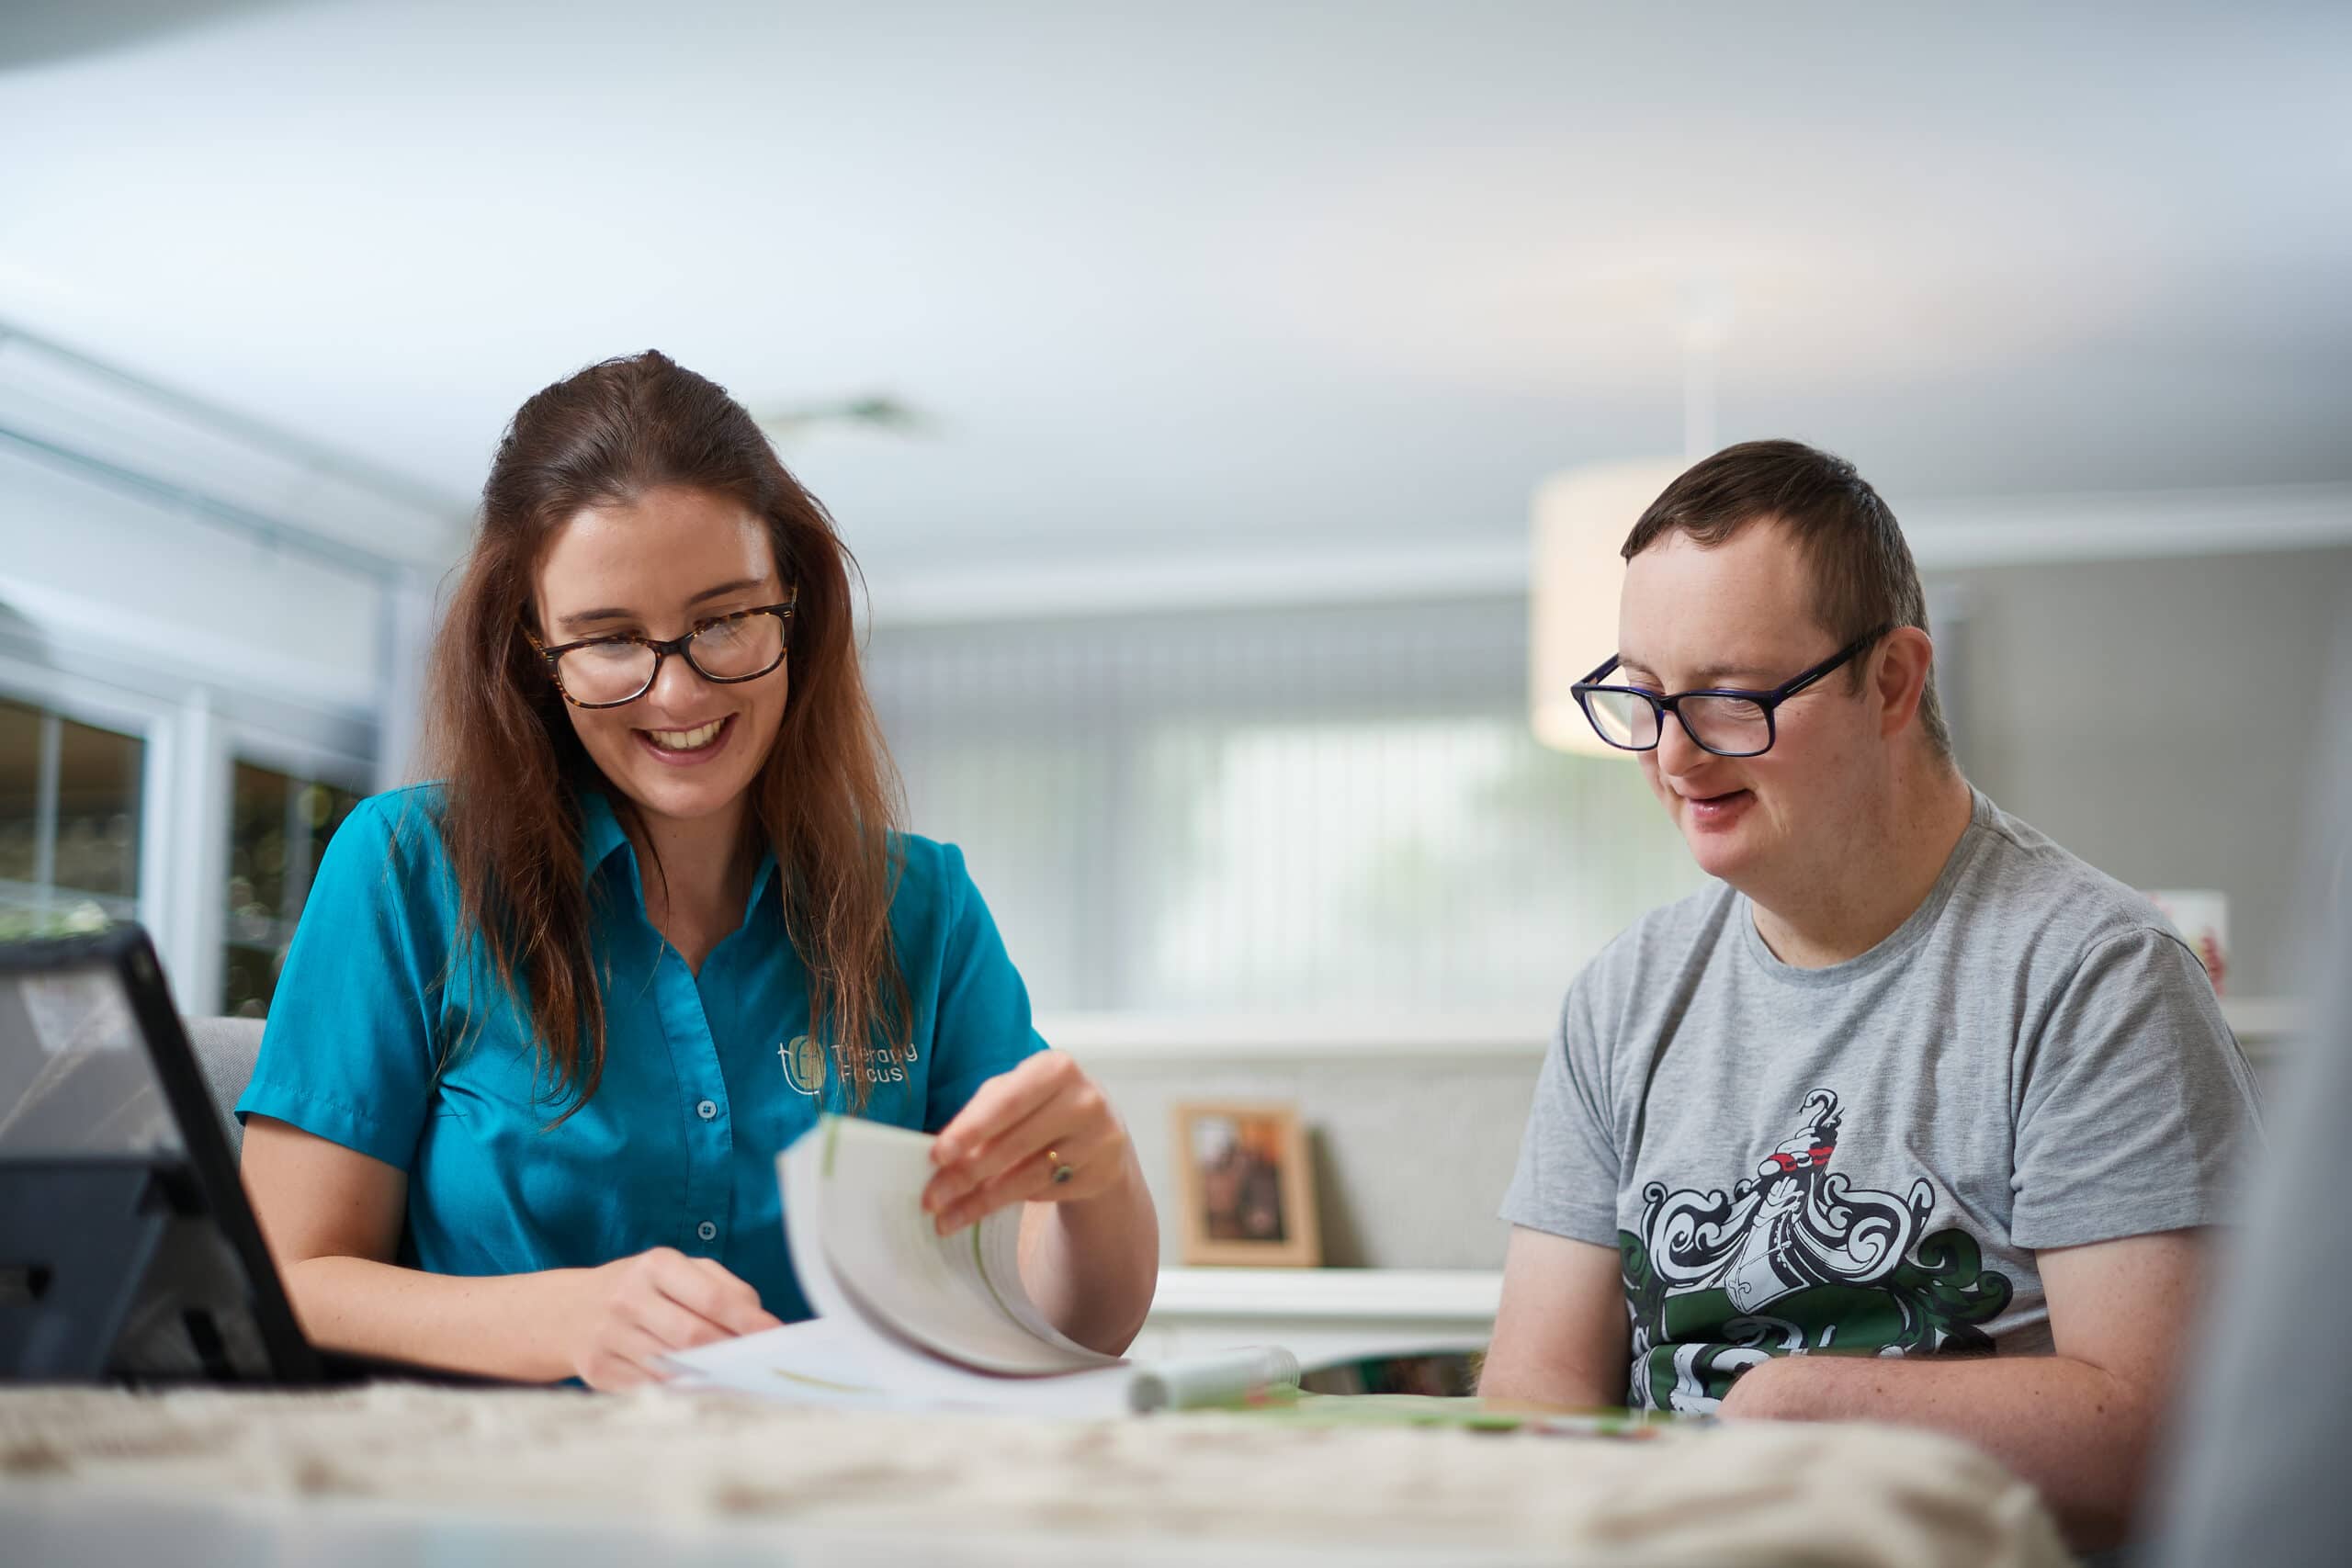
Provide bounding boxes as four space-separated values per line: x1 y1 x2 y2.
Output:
3 0 2347 580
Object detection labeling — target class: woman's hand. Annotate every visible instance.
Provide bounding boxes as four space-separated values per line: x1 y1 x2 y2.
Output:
922 1051 1131 1235
563 1247 782 1389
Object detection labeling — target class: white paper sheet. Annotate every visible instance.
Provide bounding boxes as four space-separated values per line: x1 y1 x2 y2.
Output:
665 1317 1140 1416
665 1318 1304 1417
663 1117 1300 1416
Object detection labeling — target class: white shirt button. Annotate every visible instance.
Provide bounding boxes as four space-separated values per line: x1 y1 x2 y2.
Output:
696 1099 718 1121
695 1220 718 1242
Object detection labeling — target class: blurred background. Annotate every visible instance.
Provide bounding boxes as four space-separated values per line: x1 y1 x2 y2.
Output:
2 4 2346 1267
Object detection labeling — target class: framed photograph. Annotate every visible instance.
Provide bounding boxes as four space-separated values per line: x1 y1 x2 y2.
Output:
1170 1100 1321 1268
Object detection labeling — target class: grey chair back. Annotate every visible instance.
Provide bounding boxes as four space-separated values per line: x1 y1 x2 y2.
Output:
183 1016 265 1156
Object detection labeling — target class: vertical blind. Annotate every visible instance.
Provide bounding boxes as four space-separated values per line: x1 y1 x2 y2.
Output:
865 593 1708 1016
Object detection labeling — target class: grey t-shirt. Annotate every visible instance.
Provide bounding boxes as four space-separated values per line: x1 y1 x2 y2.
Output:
1501 787 2262 1415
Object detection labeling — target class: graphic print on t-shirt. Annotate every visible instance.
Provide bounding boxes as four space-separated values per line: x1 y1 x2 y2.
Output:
1618 1088 2013 1413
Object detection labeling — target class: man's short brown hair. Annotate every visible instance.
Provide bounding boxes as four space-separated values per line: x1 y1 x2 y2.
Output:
1621 439 1951 760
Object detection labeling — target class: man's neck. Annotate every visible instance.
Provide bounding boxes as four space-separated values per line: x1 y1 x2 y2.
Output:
1748 763 1976 970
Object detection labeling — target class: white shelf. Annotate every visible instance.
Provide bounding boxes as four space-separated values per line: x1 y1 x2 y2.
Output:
1139 1269 1503 1364
1151 1268 1501 1323
1050 1010 1555 1063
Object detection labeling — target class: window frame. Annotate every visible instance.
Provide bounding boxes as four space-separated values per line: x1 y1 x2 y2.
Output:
0 648 173 931
0 645 374 1014
219 730 371 1018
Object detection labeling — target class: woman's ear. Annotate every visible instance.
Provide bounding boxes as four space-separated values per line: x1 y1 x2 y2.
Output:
1874 626 1935 739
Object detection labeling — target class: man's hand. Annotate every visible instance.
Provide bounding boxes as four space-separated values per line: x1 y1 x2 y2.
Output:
1715 1353 1803 1418
1713 1229 2208 1551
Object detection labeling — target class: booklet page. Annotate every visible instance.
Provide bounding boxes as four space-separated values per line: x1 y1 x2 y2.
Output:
786 1117 1120 1374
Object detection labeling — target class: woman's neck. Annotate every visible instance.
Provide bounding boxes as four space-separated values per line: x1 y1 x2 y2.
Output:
626 797 755 965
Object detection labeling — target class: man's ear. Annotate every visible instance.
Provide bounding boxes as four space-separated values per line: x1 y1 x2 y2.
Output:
1874 626 1935 739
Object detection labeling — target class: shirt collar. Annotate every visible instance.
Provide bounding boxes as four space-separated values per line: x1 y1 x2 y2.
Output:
743 852 779 921
578 787 633 881
578 784 780 922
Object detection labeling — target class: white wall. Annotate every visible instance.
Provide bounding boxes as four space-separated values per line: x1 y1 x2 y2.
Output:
1937 545 2352 999
0 445 385 715
0 332 463 1004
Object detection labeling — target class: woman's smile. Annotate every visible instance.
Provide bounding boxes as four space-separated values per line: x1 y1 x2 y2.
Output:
632 713 735 764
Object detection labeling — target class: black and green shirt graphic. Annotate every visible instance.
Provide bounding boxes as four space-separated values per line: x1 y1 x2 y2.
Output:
1620 1088 2014 1413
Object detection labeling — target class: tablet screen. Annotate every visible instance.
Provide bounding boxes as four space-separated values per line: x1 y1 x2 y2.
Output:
0 959 182 1158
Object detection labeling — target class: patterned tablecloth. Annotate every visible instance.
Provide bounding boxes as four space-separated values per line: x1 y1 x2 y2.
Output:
0 1382 2073 1567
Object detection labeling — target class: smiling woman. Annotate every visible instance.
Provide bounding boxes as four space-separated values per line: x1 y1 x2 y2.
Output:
517 491 808 977
229 352 1158 1388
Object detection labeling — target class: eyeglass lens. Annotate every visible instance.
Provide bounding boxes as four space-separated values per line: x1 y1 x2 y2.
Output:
1584 689 1772 756
556 613 785 705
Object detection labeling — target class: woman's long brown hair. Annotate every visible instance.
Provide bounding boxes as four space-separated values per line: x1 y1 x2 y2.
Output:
423 350 905 1117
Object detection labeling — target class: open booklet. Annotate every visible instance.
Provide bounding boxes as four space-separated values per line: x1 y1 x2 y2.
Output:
662 1115 1300 1416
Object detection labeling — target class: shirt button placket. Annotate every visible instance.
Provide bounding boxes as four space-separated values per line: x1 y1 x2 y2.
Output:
692 1095 726 1251
650 940 733 1260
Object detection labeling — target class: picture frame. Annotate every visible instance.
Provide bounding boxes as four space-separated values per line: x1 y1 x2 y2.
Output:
1170 1100 1321 1268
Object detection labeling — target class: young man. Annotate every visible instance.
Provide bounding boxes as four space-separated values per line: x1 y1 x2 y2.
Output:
1480 440 2260 1551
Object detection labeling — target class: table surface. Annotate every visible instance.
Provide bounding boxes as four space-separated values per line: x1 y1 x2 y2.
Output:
0 1382 2075 1568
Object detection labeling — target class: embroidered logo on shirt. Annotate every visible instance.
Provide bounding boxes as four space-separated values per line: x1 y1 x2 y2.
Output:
779 1034 825 1097
778 1035 919 1094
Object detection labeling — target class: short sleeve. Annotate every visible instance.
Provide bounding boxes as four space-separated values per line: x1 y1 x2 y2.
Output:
921 843 1047 1131
234 794 443 1169
2011 924 2264 1251
1499 973 1622 1246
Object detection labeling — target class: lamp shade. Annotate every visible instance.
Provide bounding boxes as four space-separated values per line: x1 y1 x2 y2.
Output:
1530 458 1686 757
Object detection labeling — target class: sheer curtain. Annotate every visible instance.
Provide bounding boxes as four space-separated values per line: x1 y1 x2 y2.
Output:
865 593 1707 1017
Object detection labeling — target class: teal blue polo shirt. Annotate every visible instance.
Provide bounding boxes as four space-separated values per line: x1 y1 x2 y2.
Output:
236 784 1045 1322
